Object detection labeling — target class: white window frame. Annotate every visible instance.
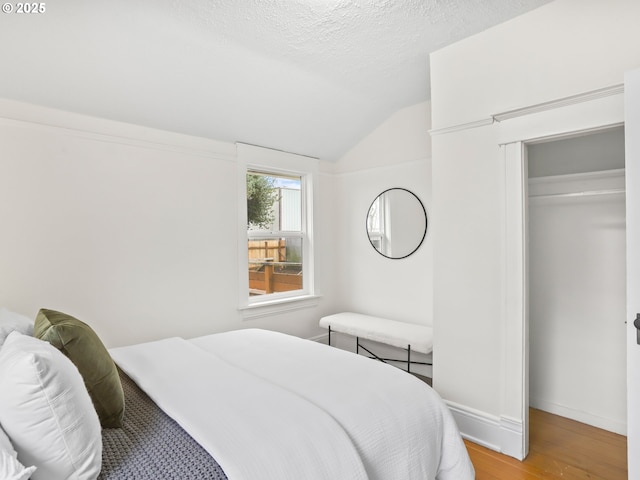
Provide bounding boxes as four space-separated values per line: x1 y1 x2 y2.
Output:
237 143 319 318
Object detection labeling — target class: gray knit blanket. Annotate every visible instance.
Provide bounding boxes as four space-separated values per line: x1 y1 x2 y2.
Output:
99 369 228 479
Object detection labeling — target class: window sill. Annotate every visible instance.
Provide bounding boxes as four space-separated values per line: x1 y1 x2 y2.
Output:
239 294 322 320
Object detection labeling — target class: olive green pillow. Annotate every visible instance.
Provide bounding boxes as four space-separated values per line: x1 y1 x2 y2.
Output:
34 309 124 428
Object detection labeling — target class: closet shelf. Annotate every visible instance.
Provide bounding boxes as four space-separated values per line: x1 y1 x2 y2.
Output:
529 188 625 199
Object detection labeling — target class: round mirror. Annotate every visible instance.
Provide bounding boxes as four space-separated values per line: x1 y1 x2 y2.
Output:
366 188 427 259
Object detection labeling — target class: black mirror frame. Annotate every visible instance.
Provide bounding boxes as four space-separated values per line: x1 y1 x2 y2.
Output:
365 187 428 260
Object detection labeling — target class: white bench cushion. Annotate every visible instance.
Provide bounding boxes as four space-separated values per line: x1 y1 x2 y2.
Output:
319 312 433 355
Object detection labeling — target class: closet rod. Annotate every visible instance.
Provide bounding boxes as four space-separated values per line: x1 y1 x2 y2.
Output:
529 188 625 199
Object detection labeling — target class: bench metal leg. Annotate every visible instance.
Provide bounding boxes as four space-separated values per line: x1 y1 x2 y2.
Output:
356 339 431 372
325 327 431 373
357 339 387 364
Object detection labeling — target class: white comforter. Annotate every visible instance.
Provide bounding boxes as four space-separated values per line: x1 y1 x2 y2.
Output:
110 329 474 480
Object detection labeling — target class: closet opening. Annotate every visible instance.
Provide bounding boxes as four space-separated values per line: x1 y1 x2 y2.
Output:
526 126 626 437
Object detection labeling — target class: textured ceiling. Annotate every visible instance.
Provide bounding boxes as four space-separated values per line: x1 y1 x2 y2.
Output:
0 0 551 160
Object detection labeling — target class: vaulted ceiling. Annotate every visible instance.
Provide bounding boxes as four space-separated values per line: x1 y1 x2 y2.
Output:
0 0 551 160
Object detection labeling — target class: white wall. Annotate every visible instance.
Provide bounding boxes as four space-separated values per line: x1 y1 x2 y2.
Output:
430 0 640 457
0 100 339 347
0 95 434 378
330 102 432 323
430 1 640 131
315 102 433 375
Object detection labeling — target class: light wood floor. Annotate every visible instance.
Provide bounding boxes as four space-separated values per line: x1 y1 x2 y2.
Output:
465 408 627 479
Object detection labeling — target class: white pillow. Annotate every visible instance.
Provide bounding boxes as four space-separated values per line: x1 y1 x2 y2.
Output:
0 425 37 480
0 332 102 480
0 307 34 348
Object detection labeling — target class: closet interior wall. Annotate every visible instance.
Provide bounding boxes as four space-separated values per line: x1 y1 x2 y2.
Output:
527 126 627 435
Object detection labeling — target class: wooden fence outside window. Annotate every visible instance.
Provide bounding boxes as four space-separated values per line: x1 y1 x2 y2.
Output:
248 239 302 295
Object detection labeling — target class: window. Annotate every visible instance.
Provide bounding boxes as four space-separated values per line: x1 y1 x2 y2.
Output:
237 144 317 314
247 171 304 298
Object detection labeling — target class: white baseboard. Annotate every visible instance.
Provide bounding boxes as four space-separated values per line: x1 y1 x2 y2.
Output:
530 397 626 435
446 401 525 460
308 333 329 343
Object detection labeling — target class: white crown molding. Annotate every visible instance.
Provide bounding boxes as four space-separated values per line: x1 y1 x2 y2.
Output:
429 84 624 137
492 84 625 123
0 99 236 161
428 118 494 137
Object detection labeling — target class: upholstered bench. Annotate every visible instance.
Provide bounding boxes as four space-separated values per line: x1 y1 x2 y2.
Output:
319 312 433 373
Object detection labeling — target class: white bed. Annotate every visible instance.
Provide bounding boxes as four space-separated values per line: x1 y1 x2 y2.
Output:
110 328 475 480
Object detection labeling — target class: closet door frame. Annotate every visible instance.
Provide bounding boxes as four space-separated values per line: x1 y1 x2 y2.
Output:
496 88 624 459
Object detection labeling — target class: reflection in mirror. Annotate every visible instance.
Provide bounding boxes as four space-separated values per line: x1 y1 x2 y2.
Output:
366 188 427 259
